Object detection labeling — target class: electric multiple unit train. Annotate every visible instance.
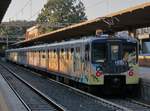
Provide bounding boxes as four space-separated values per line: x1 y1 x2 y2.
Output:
6 36 139 92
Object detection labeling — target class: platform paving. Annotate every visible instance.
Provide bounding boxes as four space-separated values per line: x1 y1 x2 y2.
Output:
0 74 28 111
139 67 150 103
139 67 150 84
140 67 150 78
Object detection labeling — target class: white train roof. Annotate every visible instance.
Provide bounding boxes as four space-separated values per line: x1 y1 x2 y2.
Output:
6 35 137 52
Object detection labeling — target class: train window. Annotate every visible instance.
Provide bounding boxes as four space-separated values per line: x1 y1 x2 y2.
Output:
123 43 137 63
70 48 74 60
52 50 54 58
61 49 64 58
47 51 49 58
85 44 89 61
66 49 69 60
71 48 74 53
92 43 106 63
76 47 80 52
76 47 80 59
54 49 56 53
43 55 46 58
49 50 51 58
111 45 119 61
54 49 56 58
42 51 46 58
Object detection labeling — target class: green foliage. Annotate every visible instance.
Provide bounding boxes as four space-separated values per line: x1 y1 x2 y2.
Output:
0 21 34 38
37 0 87 25
0 26 25 38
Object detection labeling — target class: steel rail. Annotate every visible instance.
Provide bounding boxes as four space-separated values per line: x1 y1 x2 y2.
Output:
0 71 31 111
0 63 67 111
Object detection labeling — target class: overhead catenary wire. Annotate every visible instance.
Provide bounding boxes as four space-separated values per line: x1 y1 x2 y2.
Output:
84 0 106 9
14 0 32 20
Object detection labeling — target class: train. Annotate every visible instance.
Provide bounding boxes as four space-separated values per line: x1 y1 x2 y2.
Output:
6 35 139 94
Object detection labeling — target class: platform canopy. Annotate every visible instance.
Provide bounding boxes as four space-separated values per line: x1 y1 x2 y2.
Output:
13 2 150 47
0 0 11 22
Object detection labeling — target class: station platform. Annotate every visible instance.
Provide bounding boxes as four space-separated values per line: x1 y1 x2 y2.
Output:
139 67 150 102
140 67 150 80
0 74 28 111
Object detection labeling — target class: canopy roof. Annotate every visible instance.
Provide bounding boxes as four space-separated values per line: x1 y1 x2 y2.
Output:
13 2 150 47
0 0 11 22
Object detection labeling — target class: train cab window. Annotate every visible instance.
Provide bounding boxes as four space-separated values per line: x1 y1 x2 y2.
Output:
110 45 119 61
123 43 137 63
92 43 106 63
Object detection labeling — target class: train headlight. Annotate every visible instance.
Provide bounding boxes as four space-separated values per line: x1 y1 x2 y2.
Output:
96 71 103 77
128 69 134 76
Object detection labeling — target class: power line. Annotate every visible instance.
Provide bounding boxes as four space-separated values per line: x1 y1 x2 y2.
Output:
84 0 106 9
14 0 32 20
28 0 54 21
14 0 47 21
28 9 41 20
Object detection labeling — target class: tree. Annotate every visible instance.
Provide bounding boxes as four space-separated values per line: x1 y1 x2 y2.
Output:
0 21 35 38
37 0 87 26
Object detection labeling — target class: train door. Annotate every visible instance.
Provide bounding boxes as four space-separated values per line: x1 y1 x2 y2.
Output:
33 51 36 66
60 48 65 73
39 50 43 68
74 46 81 77
31 51 34 66
36 51 40 66
34 51 38 66
107 40 122 73
53 49 58 71
63 48 68 74
57 48 60 72
109 42 121 58
70 48 75 75
83 44 91 75
46 49 49 71
48 49 52 70
51 49 55 71
65 48 70 74
41 50 47 68
28 51 31 65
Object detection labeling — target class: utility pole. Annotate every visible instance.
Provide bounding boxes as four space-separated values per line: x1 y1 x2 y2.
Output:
6 35 8 49
5 25 9 50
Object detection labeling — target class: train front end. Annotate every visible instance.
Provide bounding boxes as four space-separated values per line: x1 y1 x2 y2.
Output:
88 37 139 90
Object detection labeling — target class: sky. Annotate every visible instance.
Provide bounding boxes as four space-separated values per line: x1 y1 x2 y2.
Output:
3 0 150 22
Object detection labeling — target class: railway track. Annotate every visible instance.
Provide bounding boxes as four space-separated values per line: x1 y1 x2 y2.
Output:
1 60 150 111
0 60 130 111
0 63 66 111
106 98 150 111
